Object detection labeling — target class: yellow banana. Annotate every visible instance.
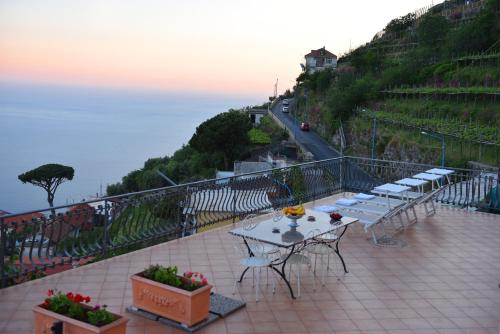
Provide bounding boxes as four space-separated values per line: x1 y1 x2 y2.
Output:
283 205 305 216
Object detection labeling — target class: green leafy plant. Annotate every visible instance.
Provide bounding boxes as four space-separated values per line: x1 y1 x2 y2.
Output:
87 305 115 326
43 289 115 326
144 265 182 288
143 265 209 291
248 128 271 145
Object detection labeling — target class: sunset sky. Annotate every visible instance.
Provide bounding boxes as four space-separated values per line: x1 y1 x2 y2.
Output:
0 0 442 96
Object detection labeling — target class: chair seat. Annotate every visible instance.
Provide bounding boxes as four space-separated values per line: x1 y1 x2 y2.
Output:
306 244 333 255
282 253 311 265
250 244 280 256
240 256 271 267
317 232 338 241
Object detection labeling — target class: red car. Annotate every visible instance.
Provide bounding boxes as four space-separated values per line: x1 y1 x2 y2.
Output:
300 122 310 131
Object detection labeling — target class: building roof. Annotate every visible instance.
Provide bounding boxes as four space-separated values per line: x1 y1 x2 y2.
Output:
304 46 337 59
234 161 272 175
0 210 44 225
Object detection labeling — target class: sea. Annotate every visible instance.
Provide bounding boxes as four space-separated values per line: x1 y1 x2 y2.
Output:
0 82 259 213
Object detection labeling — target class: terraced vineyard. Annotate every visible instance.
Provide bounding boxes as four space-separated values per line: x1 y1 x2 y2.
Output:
383 86 500 95
290 0 500 168
359 109 500 145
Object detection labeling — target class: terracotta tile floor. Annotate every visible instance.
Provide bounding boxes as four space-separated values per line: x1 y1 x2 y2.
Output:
1 196 500 334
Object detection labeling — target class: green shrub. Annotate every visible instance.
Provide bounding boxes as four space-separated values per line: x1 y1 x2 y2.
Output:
248 128 272 145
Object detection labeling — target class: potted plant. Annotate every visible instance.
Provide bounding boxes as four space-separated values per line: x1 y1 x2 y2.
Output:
33 289 128 334
131 265 211 326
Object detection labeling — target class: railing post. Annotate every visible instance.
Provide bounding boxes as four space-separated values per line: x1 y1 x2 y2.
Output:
0 218 5 288
340 157 345 192
102 200 109 257
232 177 238 224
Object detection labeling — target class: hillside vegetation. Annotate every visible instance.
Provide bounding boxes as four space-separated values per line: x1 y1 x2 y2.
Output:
292 0 500 166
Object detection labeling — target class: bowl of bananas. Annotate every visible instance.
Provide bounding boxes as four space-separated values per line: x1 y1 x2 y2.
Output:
282 205 305 228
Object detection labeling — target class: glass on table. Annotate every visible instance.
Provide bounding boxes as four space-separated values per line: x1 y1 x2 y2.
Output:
272 208 283 222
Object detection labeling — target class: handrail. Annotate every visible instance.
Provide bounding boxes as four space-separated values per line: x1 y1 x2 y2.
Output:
1 157 344 219
1 156 498 288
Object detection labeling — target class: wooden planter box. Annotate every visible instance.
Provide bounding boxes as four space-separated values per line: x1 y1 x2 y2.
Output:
33 305 128 334
131 272 212 326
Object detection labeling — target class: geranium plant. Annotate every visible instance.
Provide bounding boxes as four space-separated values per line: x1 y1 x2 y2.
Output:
131 265 212 326
143 265 208 291
42 289 115 327
329 212 343 221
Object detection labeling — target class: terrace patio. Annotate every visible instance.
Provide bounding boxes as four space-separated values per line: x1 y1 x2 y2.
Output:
1 196 499 334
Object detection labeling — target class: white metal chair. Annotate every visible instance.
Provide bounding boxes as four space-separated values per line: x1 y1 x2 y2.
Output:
305 229 340 286
232 236 276 302
279 229 322 297
232 215 277 302
280 252 311 298
243 213 281 259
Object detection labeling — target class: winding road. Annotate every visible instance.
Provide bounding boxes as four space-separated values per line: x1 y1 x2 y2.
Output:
270 100 341 160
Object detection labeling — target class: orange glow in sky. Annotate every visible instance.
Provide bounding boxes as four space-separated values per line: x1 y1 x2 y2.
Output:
0 0 442 96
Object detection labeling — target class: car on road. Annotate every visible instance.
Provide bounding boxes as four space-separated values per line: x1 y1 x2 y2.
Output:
282 99 289 106
300 122 310 131
282 105 289 112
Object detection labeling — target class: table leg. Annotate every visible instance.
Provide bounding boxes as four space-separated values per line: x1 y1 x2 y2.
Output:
238 267 250 283
327 225 349 274
270 245 297 299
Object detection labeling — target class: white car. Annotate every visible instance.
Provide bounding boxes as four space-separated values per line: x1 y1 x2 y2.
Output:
282 105 289 112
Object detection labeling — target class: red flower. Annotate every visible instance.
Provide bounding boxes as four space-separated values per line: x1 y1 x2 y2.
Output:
329 212 342 221
66 292 74 301
47 289 54 297
184 271 193 278
75 294 84 303
201 278 208 286
84 296 91 303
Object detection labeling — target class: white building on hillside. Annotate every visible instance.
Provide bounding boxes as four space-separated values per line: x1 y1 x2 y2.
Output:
303 47 337 73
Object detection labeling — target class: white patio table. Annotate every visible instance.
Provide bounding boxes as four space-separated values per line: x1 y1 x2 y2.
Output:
395 178 429 194
229 210 358 299
425 168 454 184
413 172 443 190
372 183 411 207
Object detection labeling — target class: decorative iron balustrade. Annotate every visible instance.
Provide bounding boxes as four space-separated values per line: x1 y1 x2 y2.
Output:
1 156 498 288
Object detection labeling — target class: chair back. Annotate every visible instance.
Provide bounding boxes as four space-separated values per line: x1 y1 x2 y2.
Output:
305 228 322 241
318 231 338 242
241 214 259 231
272 208 283 222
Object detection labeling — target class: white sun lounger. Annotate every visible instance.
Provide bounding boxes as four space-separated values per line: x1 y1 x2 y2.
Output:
371 183 422 205
331 209 386 244
354 193 406 209
334 199 391 216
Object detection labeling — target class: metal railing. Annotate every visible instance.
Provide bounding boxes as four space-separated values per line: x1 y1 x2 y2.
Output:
1 156 498 288
347 156 500 210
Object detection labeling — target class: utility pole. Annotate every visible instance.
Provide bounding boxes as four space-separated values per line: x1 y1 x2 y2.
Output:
371 111 377 160
304 88 308 124
274 78 278 98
